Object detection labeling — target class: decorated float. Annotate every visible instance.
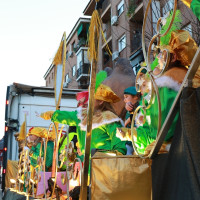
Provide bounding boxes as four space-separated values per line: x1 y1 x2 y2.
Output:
3 0 200 199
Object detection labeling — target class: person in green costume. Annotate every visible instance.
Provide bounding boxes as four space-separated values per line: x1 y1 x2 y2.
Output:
39 72 128 170
134 30 198 154
51 84 127 159
27 127 54 171
41 84 127 172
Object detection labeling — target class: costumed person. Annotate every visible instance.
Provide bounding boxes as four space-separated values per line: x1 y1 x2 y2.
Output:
117 11 198 154
27 127 54 171
124 86 141 127
51 83 127 160
103 58 136 120
121 87 141 155
58 90 89 167
134 29 198 154
76 91 89 108
39 71 127 171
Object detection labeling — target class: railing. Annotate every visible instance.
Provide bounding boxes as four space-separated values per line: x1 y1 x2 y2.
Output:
128 0 143 17
74 38 87 53
102 25 111 43
102 0 110 13
131 31 142 53
76 63 90 80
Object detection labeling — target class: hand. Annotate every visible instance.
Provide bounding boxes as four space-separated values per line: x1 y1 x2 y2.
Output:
125 118 131 127
24 146 29 151
125 102 134 112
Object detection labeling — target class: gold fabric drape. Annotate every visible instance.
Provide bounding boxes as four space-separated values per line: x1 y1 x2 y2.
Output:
91 153 152 200
5 160 18 188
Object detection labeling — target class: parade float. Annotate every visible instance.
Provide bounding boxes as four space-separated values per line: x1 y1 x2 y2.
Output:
2 0 200 199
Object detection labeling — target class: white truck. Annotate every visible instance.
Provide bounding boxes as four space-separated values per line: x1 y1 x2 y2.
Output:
2 82 82 190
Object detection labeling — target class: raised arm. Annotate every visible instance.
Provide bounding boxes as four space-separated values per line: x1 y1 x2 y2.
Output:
51 110 79 126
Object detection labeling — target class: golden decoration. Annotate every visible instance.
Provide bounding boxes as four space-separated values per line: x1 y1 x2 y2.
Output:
95 84 121 103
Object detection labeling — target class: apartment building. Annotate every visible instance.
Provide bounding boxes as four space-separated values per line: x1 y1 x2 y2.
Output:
44 17 91 89
44 0 199 89
84 0 144 73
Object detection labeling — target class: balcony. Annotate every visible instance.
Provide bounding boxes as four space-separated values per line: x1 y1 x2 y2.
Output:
129 48 144 74
102 24 111 45
83 0 95 16
76 63 90 82
78 81 90 89
101 0 111 23
131 30 142 53
74 38 87 53
128 0 143 22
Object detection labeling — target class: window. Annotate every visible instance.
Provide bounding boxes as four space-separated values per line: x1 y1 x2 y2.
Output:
72 41 76 50
72 66 76 76
103 29 107 40
77 51 82 70
77 49 90 70
83 50 90 64
118 34 126 52
66 51 69 60
52 72 54 79
152 1 161 35
162 0 173 17
183 24 192 36
65 73 69 82
117 0 124 16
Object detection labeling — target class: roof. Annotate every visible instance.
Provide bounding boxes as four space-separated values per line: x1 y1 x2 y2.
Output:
10 82 85 97
83 0 96 16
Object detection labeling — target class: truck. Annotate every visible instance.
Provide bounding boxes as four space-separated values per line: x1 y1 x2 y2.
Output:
2 82 82 191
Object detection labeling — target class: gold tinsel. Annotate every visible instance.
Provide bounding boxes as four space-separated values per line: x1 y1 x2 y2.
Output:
53 40 64 66
18 121 26 141
87 4 112 62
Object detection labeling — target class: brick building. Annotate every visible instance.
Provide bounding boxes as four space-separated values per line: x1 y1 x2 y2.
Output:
44 17 91 89
44 0 200 89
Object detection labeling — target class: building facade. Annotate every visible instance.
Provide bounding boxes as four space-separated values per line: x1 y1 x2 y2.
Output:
84 0 144 72
44 18 91 89
44 0 200 88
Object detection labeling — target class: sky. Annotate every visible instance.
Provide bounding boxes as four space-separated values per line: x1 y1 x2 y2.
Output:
0 0 90 139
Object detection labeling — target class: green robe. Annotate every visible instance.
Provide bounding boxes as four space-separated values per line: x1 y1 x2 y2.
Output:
51 109 127 157
30 141 54 171
135 77 180 154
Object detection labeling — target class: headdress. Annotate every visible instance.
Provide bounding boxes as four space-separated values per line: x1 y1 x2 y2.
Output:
76 91 89 107
167 30 198 66
95 84 120 103
156 10 197 66
28 127 48 139
124 87 137 96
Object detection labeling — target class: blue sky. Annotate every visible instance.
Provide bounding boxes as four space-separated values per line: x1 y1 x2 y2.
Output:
0 0 90 139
